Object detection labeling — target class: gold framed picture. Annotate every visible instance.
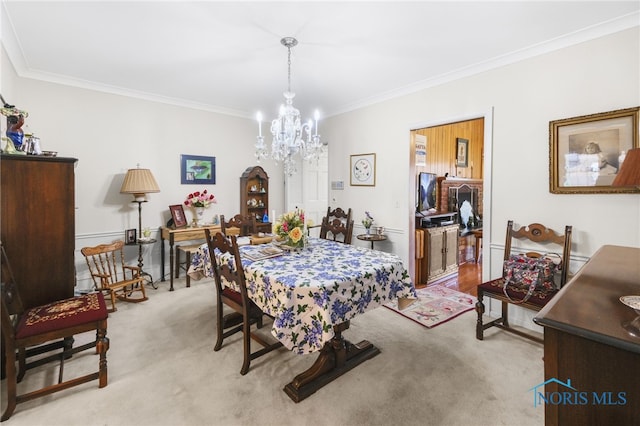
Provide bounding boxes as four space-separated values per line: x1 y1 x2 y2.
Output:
549 107 639 194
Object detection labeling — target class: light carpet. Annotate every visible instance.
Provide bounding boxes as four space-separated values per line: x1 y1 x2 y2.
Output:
1 277 544 426
385 285 477 328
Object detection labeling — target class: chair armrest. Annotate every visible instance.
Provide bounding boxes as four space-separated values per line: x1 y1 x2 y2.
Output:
90 272 110 279
123 265 142 278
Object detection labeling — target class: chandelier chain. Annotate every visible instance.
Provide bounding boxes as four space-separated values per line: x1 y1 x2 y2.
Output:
287 45 292 94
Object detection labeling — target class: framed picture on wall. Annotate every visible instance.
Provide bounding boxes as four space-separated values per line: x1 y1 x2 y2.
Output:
169 204 188 228
181 154 216 185
350 153 376 186
549 106 639 194
456 138 468 167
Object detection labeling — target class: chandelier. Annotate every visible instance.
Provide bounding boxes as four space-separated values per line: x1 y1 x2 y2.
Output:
255 37 322 176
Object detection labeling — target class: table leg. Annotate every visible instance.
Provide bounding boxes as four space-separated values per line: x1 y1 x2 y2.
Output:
475 235 482 263
169 241 175 291
283 320 380 403
160 237 166 281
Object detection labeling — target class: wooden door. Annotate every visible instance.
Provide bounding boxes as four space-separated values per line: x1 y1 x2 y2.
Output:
427 227 445 278
443 226 459 275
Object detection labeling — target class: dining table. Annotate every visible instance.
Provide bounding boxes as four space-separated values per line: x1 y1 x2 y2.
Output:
188 237 416 402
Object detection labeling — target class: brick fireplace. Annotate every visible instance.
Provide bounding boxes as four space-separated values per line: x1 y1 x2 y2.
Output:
438 178 483 220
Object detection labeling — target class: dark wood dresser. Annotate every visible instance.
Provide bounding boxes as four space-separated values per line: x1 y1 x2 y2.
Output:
534 245 640 425
1 154 77 308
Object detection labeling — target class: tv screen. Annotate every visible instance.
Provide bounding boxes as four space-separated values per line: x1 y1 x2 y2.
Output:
417 172 437 213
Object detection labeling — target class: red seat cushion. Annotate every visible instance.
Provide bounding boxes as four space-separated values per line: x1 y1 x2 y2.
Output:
478 277 559 308
221 287 262 317
222 287 243 305
15 292 108 339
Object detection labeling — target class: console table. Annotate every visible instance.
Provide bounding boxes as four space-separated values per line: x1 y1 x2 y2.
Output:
160 225 221 290
534 245 640 425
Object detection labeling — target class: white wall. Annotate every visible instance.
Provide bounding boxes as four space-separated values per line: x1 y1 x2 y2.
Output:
322 27 639 328
1 46 285 290
2 26 639 308
325 26 639 260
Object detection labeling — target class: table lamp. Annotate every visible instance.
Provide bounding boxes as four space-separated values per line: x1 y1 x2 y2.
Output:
612 148 640 189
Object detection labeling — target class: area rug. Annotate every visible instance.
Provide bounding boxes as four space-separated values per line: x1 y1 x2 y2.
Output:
385 285 477 328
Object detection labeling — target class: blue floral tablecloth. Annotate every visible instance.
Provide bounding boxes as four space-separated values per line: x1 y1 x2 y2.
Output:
188 238 415 354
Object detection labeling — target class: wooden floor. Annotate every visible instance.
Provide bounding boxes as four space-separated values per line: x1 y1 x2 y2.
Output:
438 261 482 297
416 244 483 297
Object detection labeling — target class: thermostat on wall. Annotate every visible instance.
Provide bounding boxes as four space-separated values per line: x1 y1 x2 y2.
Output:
331 181 344 190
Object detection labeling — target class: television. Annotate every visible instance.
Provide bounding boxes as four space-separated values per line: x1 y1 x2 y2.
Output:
417 172 438 213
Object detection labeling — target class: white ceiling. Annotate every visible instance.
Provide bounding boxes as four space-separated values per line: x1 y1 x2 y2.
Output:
2 1 639 119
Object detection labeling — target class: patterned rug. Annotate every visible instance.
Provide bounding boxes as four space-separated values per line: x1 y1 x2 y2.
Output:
385 285 477 328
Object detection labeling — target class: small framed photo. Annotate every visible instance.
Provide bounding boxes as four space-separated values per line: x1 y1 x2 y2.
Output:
456 138 469 167
350 153 376 186
169 204 188 228
549 107 639 194
181 154 216 185
125 228 137 245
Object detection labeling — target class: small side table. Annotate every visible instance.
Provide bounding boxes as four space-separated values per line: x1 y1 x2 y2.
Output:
356 233 387 250
137 238 157 288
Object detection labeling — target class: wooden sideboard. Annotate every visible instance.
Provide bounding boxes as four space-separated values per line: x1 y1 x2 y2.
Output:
534 245 640 425
160 225 221 290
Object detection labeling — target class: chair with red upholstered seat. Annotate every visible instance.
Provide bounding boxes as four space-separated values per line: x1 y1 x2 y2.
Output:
1 243 109 421
475 220 572 343
204 229 283 375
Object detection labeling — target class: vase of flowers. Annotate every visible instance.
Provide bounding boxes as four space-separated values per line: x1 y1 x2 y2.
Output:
274 209 308 250
184 189 216 226
362 211 374 235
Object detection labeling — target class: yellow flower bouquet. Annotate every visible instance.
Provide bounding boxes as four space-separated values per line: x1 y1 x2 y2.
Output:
273 209 308 249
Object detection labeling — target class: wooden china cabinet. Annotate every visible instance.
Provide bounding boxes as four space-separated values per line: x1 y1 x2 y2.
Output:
240 165 271 233
0 154 77 308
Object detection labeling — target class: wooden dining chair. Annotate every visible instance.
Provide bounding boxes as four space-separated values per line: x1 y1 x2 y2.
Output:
319 207 354 244
81 240 148 312
220 214 258 237
475 220 572 343
1 243 109 421
204 229 283 375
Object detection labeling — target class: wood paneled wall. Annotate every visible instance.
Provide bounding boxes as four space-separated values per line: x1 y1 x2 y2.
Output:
414 118 484 179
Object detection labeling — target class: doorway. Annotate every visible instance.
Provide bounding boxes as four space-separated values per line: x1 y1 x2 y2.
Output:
409 110 494 293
